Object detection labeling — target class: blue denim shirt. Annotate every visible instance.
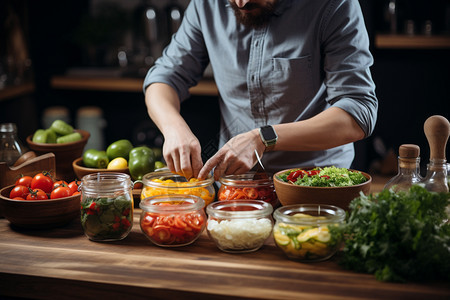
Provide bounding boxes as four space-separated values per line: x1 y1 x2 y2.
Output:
144 0 378 173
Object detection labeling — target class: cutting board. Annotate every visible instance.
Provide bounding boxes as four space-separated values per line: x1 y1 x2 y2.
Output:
0 152 56 188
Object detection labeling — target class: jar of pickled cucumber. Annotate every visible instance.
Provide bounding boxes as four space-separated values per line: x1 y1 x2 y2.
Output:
273 204 345 262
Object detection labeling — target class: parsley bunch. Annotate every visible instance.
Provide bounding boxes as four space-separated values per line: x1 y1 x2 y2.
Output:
340 185 450 282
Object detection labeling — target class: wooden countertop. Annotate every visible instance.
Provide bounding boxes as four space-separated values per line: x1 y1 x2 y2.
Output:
0 209 448 300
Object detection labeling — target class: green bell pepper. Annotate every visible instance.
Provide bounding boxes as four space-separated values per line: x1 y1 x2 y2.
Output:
83 149 109 169
128 146 155 180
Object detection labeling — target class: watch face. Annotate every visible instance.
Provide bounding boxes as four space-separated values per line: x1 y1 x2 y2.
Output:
261 125 277 141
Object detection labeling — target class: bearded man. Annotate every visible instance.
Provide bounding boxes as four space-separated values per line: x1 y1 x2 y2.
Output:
143 0 378 180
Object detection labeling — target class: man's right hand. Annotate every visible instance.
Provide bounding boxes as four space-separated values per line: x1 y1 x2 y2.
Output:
162 129 203 180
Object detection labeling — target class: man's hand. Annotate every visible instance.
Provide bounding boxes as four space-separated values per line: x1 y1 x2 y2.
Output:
198 129 264 180
163 129 203 180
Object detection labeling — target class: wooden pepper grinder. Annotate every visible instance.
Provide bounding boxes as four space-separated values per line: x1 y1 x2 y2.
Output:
422 115 450 192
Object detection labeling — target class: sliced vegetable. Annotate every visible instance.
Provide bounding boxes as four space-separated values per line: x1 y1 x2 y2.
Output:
140 209 205 246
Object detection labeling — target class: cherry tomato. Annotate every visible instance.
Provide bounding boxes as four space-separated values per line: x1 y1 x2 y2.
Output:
26 189 48 200
31 172 54 194
15 175 33 188
52 180 68 191
50 186 72 199
140 211 205 246
68 180 81 195
12 197 25 200
9 185 30 199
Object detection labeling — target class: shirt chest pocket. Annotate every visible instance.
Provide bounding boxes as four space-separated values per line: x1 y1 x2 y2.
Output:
268 56 313 103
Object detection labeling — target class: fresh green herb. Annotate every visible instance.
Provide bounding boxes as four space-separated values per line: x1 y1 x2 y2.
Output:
339 185 450 282
81 195 133 240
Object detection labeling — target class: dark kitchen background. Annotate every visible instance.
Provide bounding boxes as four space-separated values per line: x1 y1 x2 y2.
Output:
1 0 449 176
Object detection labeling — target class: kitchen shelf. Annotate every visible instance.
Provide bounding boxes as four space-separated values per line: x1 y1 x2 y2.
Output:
50 76 219 96
0 82 35 102
375 34 450 49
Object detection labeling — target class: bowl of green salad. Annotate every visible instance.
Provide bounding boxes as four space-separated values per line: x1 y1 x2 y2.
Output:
273 166 371 210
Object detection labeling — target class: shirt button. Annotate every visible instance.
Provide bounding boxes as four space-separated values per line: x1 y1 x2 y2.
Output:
251 75 256 81
255 41 259 47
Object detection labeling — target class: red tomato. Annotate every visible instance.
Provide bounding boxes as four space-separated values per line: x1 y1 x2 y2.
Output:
26 189 48 200
52 180 68 190
140 211 204 246
31 172 54 194
9 185 30 199
68 180 81 195
15 175 33 188
50 186 72 199
12 197 25 200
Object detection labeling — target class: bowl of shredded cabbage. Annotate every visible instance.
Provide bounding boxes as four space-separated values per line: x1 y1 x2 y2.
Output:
273 166 372 209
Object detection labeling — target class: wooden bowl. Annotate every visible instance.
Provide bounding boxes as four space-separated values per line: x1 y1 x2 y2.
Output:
273 168 372 210
72 157 130 180
27 129 90 182
0 185 80 229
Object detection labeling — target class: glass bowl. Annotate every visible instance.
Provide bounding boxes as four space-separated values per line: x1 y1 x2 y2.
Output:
139 194 206 247
206 200 273 253
140 170 215 207
218 172 279 208
273 204 345 262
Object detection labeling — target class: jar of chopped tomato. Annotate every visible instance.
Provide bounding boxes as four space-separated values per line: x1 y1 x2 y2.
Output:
140 170 215 207
218 173 279 208
139 194 206 247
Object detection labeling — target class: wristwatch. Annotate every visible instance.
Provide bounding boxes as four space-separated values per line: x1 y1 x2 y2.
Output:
259 125 278 152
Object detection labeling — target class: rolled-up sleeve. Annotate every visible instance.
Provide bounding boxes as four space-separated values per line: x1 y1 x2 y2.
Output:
321 0 378 137
143 0 209 102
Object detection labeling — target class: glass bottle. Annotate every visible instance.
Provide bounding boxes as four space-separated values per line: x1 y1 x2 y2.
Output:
422 159 449 193
421 115 450 193
0 123 28 166
80 173 134 241
384 144 422 192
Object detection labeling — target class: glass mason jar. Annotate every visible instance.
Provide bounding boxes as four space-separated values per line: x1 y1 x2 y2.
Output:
140 170 215 207
218 173 279 208
206 200 273 253
80 173 134 241
140 194 206 247
273 204 345 262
